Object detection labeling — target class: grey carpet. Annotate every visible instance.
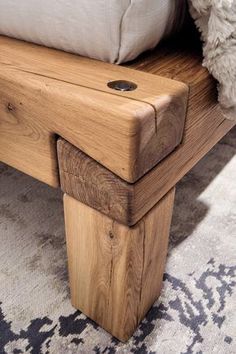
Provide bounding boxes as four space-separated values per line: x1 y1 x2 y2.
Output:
0 128 236 354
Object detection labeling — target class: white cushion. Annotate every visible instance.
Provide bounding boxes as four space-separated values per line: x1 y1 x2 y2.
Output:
0 0 183 63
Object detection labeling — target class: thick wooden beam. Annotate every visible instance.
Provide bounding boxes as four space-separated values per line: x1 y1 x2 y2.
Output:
0 36 187 186
58 139 133 225
128 30 235 219
64 188 175 342
58 106 233 226
58 29 234 225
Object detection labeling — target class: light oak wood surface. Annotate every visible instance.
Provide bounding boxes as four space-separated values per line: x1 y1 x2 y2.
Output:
58 138 134 224
58 29 235 225
0 36 188 110
64 188 175 342
0 36 188 185
0 68 150 186
128 32 235 219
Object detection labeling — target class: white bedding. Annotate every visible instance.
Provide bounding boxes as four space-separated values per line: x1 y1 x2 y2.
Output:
189 0 236 120
0 0 184 63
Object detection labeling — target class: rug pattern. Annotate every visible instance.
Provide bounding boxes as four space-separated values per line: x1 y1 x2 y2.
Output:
0 129 236 354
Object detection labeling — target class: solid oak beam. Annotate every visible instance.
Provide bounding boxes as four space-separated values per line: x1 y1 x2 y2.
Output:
0 36 188 186
58 138 133 225
58 103 233 227
128 30 235 219
58 27 234 226
64 188 175 342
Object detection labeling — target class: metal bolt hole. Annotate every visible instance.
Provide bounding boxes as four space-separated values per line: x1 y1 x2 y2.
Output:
107 80 137 92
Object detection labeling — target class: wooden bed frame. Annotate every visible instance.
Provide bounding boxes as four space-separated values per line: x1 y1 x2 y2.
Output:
0 27 234 342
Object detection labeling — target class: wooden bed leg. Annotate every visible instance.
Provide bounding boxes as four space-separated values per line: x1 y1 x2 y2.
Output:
63 188 175 342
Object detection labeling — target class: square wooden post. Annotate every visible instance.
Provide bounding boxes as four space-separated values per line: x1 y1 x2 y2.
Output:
63 188 175 341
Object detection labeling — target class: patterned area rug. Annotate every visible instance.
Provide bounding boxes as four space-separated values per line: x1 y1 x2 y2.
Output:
0 128 236 354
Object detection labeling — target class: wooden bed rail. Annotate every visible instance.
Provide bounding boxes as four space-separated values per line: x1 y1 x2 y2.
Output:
0 35 188 186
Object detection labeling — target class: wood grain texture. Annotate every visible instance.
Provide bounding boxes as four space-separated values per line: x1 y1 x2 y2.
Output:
0 35 188 110
128 27 235 219
58 108 234 225
58 138 134 225
58 27 235 224
64 188 175 342
0 36 188 185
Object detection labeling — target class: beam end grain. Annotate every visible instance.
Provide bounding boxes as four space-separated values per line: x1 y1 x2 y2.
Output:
58 138 135 226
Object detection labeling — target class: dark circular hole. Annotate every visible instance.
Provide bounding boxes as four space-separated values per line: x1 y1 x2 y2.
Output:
107 80 137 92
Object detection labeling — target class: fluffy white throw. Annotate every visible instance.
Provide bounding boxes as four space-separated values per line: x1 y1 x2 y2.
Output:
189 0 236 120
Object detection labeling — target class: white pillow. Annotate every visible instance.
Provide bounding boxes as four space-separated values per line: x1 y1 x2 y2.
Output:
0 0 185 63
